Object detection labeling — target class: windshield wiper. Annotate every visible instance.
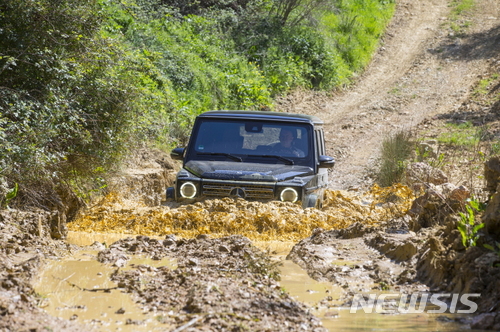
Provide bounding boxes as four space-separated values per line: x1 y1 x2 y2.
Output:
197 152 243 162
260 155 294 165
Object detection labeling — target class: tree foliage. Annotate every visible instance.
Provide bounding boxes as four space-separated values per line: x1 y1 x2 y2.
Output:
0 0 395 209
0 0 139 207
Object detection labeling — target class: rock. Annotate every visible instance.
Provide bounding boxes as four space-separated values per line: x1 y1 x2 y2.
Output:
418 140 439 159
366 233 418 261
481 189 500 240
405 162 448 187
163 234 176 246
97 248 130 267
196 234 210 240
439 182 458 196
408 183 469 231
187 258 198 266
474 252 500 267
408 189 445 230
448 185 470 202
114 257 128 267
447 185 470 210
471 313 496 330
484 157 500 194
89 241 106 250
218 245 230 253
115 307 126 314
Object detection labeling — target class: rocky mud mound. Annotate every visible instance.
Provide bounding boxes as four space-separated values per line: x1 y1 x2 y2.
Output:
287 223 429 298
411 159 500 330
97 235 326 331
69 184 414 241
0 211 88 331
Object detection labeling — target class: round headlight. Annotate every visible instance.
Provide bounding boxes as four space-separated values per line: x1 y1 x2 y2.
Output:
280 187 298 203
180 182 197 199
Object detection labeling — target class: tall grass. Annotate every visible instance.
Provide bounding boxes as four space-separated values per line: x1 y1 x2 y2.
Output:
320 0 396 75
377 130 414 187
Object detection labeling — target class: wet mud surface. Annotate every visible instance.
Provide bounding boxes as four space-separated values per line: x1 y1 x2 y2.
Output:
101 235 325 331
3 190 499 332
287 225 425 293
0 211 88 332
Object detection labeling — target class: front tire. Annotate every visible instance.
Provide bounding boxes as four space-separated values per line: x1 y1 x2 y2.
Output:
303 194 318 208
166 187 175 200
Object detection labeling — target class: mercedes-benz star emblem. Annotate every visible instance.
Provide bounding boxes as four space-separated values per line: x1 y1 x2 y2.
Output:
230 187 246 198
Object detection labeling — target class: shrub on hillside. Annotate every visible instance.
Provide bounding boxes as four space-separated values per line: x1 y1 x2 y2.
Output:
377 130 414 187
0 0 144 207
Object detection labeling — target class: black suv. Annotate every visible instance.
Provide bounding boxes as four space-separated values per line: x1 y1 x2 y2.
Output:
167 110 334 208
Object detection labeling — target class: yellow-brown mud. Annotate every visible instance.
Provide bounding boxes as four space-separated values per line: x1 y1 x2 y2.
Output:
69 184 414 241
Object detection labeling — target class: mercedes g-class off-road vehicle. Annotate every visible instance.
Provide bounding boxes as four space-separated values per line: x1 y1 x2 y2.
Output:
167 110 334 208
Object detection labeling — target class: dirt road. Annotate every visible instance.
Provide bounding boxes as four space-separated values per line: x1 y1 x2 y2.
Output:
279 0 500 190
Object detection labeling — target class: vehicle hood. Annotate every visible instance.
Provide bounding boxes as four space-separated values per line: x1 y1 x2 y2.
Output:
185 160 314 182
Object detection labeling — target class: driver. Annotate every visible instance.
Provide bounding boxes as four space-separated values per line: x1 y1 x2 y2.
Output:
271 128 305 157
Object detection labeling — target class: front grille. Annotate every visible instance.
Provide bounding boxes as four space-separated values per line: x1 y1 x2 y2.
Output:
202 181 275 199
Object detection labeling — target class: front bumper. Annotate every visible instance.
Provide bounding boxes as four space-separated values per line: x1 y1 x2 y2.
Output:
169 178 305 203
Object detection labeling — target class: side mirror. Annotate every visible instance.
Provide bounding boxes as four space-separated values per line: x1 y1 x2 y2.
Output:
170 147 185 161
319 155 335 168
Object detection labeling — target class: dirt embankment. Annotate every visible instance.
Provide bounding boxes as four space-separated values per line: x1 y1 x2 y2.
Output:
287 170 500 329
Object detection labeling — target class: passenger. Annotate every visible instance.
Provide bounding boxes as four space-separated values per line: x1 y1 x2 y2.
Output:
271 129 305 157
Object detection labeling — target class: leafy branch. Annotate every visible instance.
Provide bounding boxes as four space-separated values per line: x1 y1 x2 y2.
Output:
458 198 485 248
1 183 18 209
270 0 331 27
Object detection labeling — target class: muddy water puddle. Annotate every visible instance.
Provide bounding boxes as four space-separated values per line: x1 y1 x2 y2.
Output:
34 252 177 331
32 233 475 331
278 266 472 332
253 240 343 306
262 246 470 332
34 233 177 331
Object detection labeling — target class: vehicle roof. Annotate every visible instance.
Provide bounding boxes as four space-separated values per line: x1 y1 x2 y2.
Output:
197 110 324 125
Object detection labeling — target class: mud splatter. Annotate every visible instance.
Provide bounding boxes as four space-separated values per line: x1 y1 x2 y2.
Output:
69 184 414 241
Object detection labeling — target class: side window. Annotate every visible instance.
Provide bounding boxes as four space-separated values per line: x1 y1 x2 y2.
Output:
314 128 326 157
320 129 325 155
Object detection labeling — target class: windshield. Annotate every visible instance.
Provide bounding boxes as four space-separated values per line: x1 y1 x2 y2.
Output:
186 118 313 166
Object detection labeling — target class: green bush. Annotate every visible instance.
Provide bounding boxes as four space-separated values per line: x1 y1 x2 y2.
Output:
0 0 143 206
